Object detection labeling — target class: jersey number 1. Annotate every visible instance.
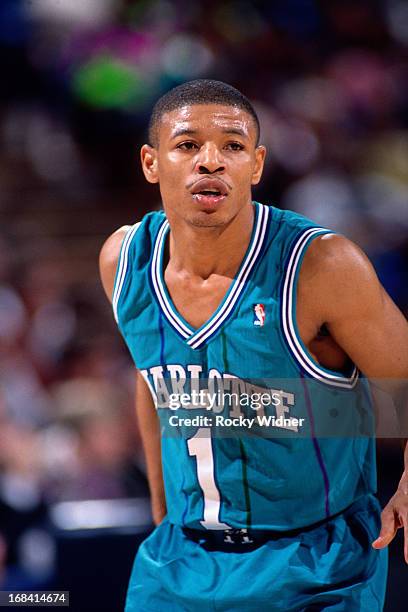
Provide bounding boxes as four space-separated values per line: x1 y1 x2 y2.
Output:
187 428 229 530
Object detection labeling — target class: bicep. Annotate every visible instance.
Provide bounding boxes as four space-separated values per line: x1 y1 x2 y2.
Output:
308 235 408 379
328 284 408 379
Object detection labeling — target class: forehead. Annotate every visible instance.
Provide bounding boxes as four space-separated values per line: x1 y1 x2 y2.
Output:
159 104 257 139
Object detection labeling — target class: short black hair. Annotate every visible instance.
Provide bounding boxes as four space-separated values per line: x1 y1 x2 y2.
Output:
148 79 260 146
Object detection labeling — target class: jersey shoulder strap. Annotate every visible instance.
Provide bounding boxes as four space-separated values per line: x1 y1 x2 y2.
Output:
112 210 165 327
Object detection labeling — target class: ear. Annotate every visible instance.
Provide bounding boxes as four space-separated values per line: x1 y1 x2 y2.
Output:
140 144 159 184
251 145 266 186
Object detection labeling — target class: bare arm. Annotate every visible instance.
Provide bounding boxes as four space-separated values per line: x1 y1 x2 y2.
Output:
99 226 166 525
135 371 167 525
304 235 408 380
99 225 131 301
300 234 408 560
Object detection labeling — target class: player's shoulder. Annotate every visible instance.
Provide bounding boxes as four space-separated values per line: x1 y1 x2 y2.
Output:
301 232 377 298
305 232 369 275
263 204 333 266
100 210 164 261
268 203 353 262
269 203 377 288
274 206 323 231
100 224 132 259
99 225 132 302
265 204 327 240
99 209 165 301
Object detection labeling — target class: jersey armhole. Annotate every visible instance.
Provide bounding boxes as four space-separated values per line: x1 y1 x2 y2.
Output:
112 222 141 323
280 227 359 390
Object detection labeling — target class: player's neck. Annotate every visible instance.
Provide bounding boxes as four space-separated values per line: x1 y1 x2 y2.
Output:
167 204 254 279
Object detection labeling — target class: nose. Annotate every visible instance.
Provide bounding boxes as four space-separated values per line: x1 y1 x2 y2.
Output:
195 142 225 174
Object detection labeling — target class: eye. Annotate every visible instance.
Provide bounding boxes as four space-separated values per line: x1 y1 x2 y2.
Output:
225 142 244 151
176 141 198 151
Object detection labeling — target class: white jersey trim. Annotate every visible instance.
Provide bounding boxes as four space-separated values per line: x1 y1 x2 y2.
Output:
281 227 359 389
188 204 270 349
151 202 270 348
151 219 192 338
112 222 141 323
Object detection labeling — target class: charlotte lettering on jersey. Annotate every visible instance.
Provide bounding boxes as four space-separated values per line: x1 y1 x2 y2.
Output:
140 364 299 432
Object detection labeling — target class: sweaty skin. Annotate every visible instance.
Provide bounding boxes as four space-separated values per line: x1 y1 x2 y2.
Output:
100 103 408 559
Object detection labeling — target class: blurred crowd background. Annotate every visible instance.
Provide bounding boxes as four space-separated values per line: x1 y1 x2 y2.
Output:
0 0 407 610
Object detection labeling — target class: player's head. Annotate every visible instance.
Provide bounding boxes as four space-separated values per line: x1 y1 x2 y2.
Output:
147 80 260 148
141 79 266 228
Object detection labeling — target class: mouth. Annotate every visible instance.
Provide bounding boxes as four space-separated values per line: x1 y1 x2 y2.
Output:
189 178 229 208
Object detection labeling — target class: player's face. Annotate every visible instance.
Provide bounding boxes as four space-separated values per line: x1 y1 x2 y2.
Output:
141 104 266 227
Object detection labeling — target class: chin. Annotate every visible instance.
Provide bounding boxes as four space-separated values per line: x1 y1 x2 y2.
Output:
187 210 229 228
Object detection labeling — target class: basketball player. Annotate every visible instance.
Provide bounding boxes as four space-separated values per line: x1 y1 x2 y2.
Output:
99 80 408 611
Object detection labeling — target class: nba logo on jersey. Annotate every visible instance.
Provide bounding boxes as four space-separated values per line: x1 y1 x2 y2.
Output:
253 303 265 326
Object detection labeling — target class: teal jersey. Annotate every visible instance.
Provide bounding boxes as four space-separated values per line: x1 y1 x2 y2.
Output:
113 202 376 531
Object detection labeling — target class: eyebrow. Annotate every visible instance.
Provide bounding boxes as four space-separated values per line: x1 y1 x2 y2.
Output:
221 128 247 137
170 127 248 139
170 128 198 140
